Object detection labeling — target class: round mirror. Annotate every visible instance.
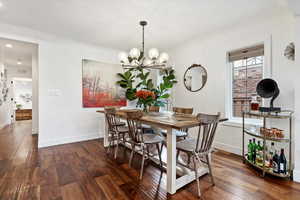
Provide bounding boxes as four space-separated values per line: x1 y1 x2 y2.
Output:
183 64 207 92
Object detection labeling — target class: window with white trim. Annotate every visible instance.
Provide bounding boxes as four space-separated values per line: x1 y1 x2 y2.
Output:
228 44 264 121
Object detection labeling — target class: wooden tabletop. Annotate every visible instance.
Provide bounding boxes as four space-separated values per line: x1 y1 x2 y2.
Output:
97 109 227 130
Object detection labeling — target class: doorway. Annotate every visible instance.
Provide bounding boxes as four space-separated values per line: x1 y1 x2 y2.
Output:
0 37 38 134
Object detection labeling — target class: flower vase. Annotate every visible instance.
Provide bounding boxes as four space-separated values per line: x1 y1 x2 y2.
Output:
143 104 148 113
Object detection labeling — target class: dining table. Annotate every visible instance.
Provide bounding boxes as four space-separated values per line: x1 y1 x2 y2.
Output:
97 108 227 195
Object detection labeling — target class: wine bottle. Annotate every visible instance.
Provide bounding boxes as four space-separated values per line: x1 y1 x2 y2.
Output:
279 149 287 174
252 138 257 163
256 141 263 166
268 142 275 168
272 150 280 173
247 139 252 161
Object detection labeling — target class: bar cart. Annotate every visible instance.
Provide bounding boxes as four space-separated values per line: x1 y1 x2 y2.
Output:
242 110 293 179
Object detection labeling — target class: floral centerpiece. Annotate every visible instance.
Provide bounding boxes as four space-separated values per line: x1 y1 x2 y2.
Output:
135 90 156 111
116 67 177 111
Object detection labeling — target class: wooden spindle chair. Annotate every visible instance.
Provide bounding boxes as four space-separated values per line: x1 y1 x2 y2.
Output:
173 107 194 138
104 107 128 159
176 112 220 197
161 107 194 140
126 111 164 180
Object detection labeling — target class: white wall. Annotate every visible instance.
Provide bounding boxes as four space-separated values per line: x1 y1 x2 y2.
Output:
32 49 39 134
0 23 120 147
293 16 300 182
169 13 296 155
0 64 11 128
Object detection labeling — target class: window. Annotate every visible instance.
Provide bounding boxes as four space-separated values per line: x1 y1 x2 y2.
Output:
228 44 264 120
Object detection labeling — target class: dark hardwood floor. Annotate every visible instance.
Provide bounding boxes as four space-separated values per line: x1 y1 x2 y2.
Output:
1 121 300 200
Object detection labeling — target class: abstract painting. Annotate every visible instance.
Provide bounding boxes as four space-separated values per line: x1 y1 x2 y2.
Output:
82 59 127 108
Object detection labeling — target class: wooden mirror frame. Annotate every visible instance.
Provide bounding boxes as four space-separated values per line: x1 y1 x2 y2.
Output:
183 64 207 92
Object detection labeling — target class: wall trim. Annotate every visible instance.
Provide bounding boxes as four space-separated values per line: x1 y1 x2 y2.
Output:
294 170 300 183
38 132 103 148
32 128 39 135
0 123 10 130
213 141 242 155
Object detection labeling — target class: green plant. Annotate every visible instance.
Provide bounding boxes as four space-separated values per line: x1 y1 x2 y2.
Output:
116 67 177 108
154 69 177 106
116 69 137 101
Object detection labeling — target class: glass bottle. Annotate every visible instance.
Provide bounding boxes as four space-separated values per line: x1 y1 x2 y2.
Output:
247 139 253 161
268 142 275 168
250 96 259 111
252 138 257 163
279 149 287 174
272 150 280 173
256 141 263 166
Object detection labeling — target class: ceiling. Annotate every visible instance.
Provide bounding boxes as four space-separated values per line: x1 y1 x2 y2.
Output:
0 38 36 77
0 0 290 50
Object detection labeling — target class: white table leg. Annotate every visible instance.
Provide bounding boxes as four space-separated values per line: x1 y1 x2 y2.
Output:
103 116 109 147
166 127 176 194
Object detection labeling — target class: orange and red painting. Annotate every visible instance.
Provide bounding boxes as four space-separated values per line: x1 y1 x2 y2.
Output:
82 59 127 108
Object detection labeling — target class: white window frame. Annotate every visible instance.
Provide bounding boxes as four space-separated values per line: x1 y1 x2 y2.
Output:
225 37 272 126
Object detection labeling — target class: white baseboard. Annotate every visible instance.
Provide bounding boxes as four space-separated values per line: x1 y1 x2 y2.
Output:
293 170 300 182
213 141 242 155
32 128 39 135
38 132 103 148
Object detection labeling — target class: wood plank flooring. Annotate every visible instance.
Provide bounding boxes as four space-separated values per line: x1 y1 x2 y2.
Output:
1 121 300 200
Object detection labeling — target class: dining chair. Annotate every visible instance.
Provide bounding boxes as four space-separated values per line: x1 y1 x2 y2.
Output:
142 106 160 134
126 110 164 180
104 107 129 159
173 107 193 115
161 107 194 140
176 112 220 197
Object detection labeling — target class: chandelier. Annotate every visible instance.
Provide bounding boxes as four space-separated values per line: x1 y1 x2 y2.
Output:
118 21 170 70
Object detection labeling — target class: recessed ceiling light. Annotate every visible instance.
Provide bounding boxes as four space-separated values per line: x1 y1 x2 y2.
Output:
17 61 22 65
0 2 3 8
5 44 13 48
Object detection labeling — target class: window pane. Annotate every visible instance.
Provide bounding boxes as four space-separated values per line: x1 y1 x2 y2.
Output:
232 56 263 118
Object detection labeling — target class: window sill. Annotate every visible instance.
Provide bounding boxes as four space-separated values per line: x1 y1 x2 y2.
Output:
222 118 263 128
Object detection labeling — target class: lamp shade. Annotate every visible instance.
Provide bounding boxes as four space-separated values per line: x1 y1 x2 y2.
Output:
148 48 159 60
159 52 169 63
118 52 128 63
129 48 140 59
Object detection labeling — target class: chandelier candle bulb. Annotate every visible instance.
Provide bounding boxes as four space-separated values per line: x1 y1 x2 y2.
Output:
149 48 159 60
118 52 129 63
129 48 140 59
159 52 169 63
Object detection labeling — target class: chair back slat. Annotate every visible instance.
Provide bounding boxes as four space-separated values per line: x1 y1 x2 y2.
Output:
195 112 220 153
173 107 193 114
173 107 194 132
104 107 117 132
126 111 144 144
